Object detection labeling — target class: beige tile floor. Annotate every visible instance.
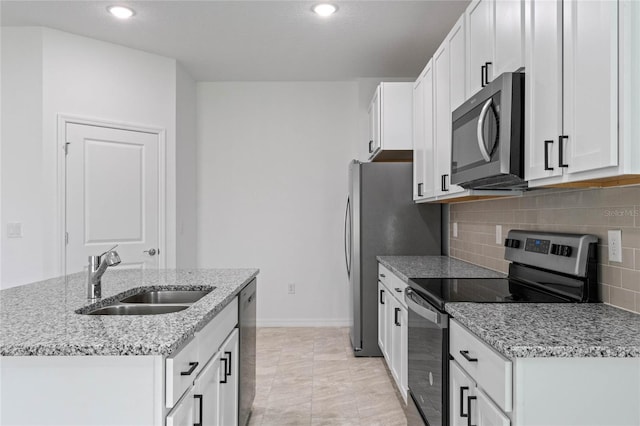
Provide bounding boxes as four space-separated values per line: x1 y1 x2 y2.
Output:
248 327 408 426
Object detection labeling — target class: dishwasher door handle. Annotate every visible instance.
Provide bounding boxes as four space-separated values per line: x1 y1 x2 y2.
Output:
405 288 446 328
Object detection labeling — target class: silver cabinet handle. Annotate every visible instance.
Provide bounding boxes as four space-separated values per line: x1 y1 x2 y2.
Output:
476 98 494 162
143 248 157 256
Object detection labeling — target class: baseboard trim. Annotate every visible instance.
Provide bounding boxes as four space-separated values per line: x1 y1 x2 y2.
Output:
257 319 351 327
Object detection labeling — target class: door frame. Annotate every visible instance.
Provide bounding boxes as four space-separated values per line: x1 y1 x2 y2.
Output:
56 114 167 275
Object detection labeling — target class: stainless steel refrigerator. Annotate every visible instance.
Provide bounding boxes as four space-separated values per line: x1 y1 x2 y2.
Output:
344 160 441 357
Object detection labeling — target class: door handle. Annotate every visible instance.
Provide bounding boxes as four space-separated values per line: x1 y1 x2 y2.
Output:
559 135 569 168
224 351 232 377
544 140 554 170
368 140 373 153
467 395 477 426
417 182 423 197
441 174 449 192
193 394 203 426
481 64 486 87
380 289 385 305
394 307 401 326
344 197 351 276
180 361 199 376
460 350 478 363
220 357 228 383
460 386 470 417
484 62 492 86
143 248 158 256
476 98 494 162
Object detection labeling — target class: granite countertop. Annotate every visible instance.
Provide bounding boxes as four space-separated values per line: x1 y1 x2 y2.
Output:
446 303 640 358
0 268 258 357
377 256 506 282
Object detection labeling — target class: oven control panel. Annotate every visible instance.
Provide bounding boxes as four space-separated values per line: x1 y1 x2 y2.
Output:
524 238 550 254
504 230 597 277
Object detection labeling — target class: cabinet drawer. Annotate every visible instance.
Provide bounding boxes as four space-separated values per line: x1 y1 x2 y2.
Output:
450 319 512 412
166 336 199 408
378 264 408 307
198 297 238 365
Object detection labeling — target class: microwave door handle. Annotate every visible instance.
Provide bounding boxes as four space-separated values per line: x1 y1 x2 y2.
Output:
476 98 493 162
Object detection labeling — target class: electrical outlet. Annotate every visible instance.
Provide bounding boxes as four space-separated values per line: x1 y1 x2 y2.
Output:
608 230 622 263
496 225 502 245
453 222 458 238
288 283 296 295
7 222 23 238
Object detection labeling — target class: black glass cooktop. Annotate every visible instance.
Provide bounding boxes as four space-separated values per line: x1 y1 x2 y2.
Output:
408 277 572 311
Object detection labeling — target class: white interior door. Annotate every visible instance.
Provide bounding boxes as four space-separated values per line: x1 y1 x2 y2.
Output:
65 122 161 274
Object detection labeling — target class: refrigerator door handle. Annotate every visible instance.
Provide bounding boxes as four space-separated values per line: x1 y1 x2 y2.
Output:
344 196 352 277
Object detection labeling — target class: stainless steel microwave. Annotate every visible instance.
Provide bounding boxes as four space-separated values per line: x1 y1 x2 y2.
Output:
450 72 526 189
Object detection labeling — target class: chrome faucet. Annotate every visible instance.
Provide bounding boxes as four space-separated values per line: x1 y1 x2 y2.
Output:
87 245 121 300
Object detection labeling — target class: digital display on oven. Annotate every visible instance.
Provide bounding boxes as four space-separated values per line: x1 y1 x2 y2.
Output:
525 238 550 254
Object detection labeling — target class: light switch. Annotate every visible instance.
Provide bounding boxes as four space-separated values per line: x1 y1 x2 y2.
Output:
7 222 23 238
453 222 458 238
496 225 502 245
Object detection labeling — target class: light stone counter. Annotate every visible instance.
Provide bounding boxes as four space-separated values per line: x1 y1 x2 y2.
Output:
446 302 640 358
0 268 258 356
377 255 506 282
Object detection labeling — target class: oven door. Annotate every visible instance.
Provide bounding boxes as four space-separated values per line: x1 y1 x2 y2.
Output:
406 288 448 426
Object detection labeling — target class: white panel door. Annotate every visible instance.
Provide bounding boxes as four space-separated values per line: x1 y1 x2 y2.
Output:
494 0 524 77
448 16 467 112
434 41 464 197
466 0 494 95
450 360 476 426
219 329 239 426
524 0 564 181
166 387 195 426
377 281 387 355
195 351 222 426
65 123 160 274
476 387 510 426
563 0 618 175
413 61 435 200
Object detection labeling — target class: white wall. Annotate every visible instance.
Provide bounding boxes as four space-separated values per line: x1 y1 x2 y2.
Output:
1 28 45 287
197 82 359 326
176 64 198 268
1 27 181 288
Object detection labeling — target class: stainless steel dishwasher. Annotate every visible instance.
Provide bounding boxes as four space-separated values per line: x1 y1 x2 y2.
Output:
239 279 257 426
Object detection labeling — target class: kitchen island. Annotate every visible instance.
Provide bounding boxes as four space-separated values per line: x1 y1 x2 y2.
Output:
0 268 258 425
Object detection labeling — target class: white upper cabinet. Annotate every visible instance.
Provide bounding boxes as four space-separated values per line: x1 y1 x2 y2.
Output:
367 82 413 162
466 0 524 97
449 16 468 112
413 61 436 200
434 36 464 197
525 0 638 187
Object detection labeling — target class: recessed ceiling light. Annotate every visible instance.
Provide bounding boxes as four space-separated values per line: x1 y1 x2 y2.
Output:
107 5 135 19
313 4 337 17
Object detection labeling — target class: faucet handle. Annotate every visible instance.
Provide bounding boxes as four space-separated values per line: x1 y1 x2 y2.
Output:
100 244 119 257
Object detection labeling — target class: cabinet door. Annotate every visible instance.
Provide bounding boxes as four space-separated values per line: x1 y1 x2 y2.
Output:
398 303 408 402
413 61 436 200
476 388 510 426
494 0 524 77
219 329 239 426
450 360 476 426
524 0 563 181
449 16 467 112
434 40 464 197
377 281 387 356
195 352 222 426
166 388 195 426
368 87 381 158
563 0 618 175
389 297 402 389
467 0 494 95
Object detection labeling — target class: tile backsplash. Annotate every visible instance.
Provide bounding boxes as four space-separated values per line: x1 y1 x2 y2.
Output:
449 185 640 313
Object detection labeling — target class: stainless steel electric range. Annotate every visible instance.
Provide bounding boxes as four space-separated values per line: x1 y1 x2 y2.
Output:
405 230 599 426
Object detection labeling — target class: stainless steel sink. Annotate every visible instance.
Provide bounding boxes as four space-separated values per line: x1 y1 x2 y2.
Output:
119 289 213 304
87 304 189 315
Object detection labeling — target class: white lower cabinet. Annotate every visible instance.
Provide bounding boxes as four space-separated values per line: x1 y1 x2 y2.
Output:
167 387 195 426
377 263 408 403
450 318 640 426
219 329 240 426
0 297 240 426
194 351 222 426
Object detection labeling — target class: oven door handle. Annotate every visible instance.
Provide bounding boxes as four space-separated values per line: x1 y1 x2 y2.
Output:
476 98 494 162
405 288 446 327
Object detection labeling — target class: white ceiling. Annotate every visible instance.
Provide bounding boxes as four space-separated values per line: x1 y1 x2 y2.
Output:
0 0 470 81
